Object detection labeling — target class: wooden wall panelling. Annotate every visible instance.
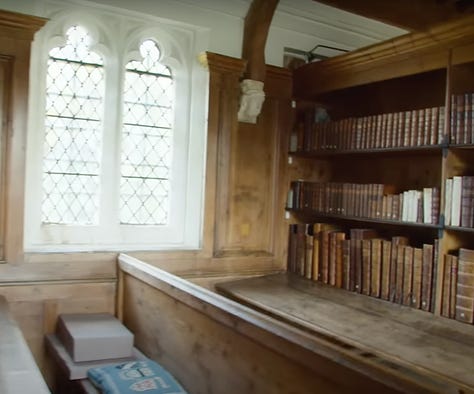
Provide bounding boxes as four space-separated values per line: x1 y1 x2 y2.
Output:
223 98 277 254
207 53 245 256
319 69 447 119
293 14 474 98
450 58 474 94
0 254 117 282
0 280 116 389
451 41 474 67
212 57 292 258
0 11 46 264
0 295 50 393
330 155 442 191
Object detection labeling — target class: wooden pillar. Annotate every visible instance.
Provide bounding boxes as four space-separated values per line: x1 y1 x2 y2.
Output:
204 52 292 262
0 11 46 264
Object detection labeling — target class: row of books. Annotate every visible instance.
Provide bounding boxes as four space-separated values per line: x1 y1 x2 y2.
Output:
451 92 474 145
441 249 474 324
290 105 446 152
444 176 474 228
287 180 440 225
287 223 438 312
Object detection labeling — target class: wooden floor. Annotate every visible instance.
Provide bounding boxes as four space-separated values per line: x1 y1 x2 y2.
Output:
216 273 474 392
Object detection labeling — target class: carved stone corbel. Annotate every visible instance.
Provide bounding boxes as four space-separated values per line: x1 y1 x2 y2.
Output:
237 79 265 123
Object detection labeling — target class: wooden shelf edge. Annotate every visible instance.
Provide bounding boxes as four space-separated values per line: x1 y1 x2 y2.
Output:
445 226 474 234
289 145 446 158
287 209 441 229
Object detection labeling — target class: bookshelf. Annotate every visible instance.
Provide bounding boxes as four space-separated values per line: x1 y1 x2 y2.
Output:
286 15 474 326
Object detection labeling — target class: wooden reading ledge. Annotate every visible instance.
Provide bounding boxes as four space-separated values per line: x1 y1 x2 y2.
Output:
216 273 474 393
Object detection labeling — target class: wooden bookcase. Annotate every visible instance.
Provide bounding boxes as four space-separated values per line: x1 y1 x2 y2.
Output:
286 14 474 324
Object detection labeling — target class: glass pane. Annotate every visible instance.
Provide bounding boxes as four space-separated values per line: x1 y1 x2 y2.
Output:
42 26 104 225
120 40 174 225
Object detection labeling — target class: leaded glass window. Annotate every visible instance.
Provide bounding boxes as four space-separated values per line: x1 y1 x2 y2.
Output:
120 40 174 225
26 8 206 250
42 26 104 225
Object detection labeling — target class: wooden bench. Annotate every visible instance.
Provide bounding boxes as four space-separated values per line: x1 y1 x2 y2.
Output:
0 295 50 394
118 254 458 393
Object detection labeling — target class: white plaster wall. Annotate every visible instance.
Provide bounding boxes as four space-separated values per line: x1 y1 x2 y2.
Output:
0 0 406 66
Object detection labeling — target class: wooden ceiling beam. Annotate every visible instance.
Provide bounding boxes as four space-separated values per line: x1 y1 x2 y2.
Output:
313 0 474 31
242 0 279 81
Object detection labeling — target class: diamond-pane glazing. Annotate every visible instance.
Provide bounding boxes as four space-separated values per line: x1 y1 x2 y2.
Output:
120 40 174 225
42 26 104 225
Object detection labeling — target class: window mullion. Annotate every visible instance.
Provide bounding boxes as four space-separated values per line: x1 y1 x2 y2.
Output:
99 58 123 237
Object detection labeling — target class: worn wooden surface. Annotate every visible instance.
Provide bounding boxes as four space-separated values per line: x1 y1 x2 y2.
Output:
216 272 474 393
119 254 447 394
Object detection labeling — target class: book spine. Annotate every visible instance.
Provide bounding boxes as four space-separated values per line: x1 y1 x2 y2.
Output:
431 239 439 312
455 248 474 324
439 106 446 144
421 243 434 311
362 239 372 295
305 224 314 279
403 246 414 306
380 240 392 300
403 110 411 147
432 187 440 225
342 239 351 290
457 94 465 145
287 224 297 273
451 176 463 227
442 254 452 317
389 236 408 301
329 231 337 285
470 93 474 144
335 232 345 288
451 94 457 144
412 247 423 309
424 107 431 146
430 106 438 145
411 109 419 147
392 112 399 147
370 239 382 298
312 224 322 281
444 178 453 226
320 230 331 283
461 176 474 228
296 224 306 276
463 93 472 144
450 255 458 319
